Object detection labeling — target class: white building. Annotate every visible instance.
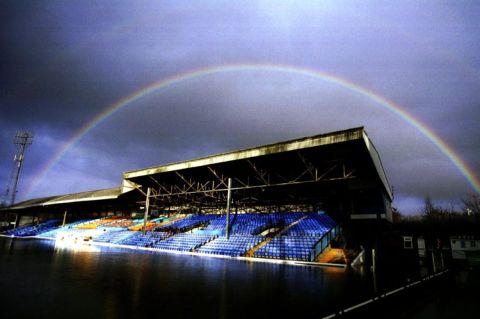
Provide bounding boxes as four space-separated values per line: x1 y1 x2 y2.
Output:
450 235 480 260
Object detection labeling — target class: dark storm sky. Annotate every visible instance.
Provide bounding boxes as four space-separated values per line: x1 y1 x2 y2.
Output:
1 1 479 214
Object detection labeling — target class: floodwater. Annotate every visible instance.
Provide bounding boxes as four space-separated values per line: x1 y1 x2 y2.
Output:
0 237 379 318
6 237 475 319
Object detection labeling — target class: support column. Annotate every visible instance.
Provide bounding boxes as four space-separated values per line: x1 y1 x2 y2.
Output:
143 187 151 236
13 213 19 229
62 210 68 227
371 248 376 273
226 178 232 240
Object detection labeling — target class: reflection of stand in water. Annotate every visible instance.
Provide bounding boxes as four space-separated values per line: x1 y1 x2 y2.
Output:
372 248 377 294
330 240 451 317
7 237 16 254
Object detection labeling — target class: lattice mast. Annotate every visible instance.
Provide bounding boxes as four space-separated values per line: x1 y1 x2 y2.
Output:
8 132 34 206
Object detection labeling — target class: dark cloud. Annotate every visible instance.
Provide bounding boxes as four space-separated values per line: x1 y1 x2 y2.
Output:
1 1 479 214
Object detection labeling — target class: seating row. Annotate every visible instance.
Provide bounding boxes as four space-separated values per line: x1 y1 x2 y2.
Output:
286 214 336 237
196 235 263 257
3 219 60 237
119 231 170 247
254 236 320 261
202 212 307 235
155 214 217 231
93 230 135 243
102 218 142 228
75 217 120 229
152 233 215 252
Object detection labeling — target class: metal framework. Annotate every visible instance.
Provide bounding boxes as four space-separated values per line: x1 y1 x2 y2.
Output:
120 127 393 220
132 153 356 213
150 163 353 197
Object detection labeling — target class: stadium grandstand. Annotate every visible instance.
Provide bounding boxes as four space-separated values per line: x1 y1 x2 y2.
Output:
0 127 392 266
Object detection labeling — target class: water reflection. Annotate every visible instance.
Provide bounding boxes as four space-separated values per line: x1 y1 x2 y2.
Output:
1 238 374 318
54 240 101 253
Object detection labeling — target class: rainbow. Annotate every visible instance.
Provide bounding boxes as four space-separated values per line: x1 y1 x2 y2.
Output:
25 63 480 197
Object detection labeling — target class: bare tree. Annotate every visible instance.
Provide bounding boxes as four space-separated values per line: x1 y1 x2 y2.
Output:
423 196 436 216
462 193 480 215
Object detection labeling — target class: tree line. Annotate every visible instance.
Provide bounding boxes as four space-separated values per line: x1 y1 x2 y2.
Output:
392 193 480 236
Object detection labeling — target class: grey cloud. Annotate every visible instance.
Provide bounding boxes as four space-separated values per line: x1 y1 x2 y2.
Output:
1 1 479 214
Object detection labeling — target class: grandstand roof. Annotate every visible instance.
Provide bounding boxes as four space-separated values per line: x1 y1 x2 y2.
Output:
3 196 60 210
123 127 393 206
3 127 392 215
4 187 124 210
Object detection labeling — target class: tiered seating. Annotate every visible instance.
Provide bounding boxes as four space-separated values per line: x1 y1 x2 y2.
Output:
93 230 135 243
143 214 184 230
152 233 214 252
313 213 337 228
37 219 97 238
253 213 337 261
271 212 304 225
43 227 102 240
2 212 337 262
62 219 91 228
103 218 139 228
285 214 335 237
231 214 270 235
128 218 162 231
253 236 319 261
118 231 170 247
40 227 67 238
196 235 263 257
223 212 304 235
202 215 226 232
155 215 216 232
3 219 61 237
75 217 120 229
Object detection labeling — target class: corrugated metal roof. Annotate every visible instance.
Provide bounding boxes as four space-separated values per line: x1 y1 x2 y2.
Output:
45 187 122 205
3 187 123 210
4 196 59 210
124 127 365 179
123 126 393 202
362 131 393 200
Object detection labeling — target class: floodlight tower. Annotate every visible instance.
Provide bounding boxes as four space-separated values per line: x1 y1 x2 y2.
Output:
8 131 34 206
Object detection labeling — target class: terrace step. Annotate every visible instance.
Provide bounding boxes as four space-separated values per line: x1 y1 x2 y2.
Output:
244 215 308 257
316 247 346 264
